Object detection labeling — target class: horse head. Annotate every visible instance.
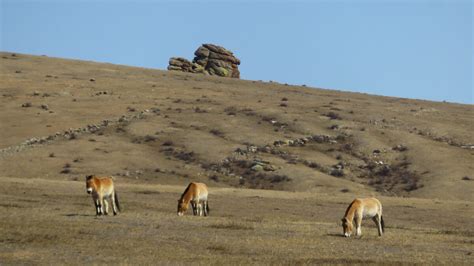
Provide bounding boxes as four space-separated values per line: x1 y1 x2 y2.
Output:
177 199 188 216
85 175 96 194
341 217 353 237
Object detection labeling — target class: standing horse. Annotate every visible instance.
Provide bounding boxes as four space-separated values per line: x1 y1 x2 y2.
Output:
341 197 384 237
177 182 209 216
85 175 121 216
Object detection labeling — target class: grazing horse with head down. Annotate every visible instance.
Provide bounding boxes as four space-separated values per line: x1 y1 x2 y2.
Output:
341 197 384 237
177 182 209 216
85 175 121 216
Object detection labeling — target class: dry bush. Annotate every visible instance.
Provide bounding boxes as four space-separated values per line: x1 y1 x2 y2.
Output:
210 129 225 137
325 112 342 120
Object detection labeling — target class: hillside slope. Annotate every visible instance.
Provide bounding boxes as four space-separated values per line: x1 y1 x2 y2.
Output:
1 52 473 201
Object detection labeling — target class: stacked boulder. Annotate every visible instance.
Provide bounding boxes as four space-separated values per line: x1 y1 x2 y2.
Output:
168 44 240 78
167 57 195 73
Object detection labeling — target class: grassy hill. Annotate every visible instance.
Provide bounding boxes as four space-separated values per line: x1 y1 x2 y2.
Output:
0 52 473 264
1 52 472 200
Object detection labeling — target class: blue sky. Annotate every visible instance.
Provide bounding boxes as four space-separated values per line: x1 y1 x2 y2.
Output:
1 0 472 104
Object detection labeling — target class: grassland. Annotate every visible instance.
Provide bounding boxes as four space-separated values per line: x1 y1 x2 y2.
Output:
0 52 473 264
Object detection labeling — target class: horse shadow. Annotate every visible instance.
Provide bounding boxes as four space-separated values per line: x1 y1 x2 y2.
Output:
63 213 96 217
326 233 345 238
327 233 366 239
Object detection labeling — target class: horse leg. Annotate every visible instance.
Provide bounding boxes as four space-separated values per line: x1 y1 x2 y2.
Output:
191 201 197 216
94 198 100 216
111 193 118 215
373 215 383 236
96 198 102 216
103 198 109 215
197 201 203 216
98 197 105 215
355 216 362 236
203 201 208 217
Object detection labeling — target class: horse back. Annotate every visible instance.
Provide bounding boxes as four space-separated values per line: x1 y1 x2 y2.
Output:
361 198 382 216
186 182 208 200
94 176 115 195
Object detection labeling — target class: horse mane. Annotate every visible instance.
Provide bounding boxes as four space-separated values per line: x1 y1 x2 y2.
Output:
344 199 356 217
180 183 193 200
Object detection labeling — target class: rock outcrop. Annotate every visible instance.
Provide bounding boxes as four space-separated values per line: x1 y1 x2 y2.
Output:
168 44 240 78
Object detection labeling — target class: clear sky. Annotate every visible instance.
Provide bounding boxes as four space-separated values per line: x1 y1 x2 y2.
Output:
1 0 472 104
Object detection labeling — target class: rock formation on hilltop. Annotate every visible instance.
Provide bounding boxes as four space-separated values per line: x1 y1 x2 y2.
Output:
168 44 240 78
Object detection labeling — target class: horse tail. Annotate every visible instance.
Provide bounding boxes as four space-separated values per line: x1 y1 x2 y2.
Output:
206 201 210 215
114 191 121 212
381 215 385 233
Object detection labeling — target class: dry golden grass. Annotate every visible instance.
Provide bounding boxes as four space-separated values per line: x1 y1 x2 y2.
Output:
0 177 472 264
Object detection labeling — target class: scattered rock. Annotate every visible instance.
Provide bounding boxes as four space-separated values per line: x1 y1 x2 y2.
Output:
90 78 96 82
330 168 344 177
168 57 195 72
21 102 32 108
40 104 49 110
329 124 339 130
393 144 408 152
251 164 264 172
461 145 474 150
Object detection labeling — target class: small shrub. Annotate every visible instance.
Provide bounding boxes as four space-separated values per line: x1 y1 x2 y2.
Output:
174 151 195 162
325 112 342 120
162 140 174 146
144 135 158 142
60 168 71 174
304 161 320 169
209 175 220 182
207 245 228 253
268 174 291 183
210 129 224 137
224 106 237 115
330 168 344 177
194 107 207 113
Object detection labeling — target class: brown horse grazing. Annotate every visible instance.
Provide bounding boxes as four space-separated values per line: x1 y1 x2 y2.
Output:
341 197 384 237
177 182 209 216
85 175 121 216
